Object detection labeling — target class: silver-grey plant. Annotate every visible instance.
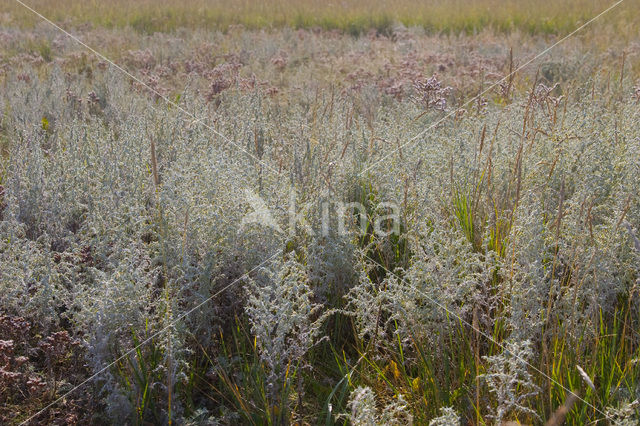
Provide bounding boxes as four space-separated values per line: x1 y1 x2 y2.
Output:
245 252 327 402
480 339 541 423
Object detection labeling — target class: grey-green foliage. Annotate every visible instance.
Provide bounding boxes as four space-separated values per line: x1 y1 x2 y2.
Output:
344 268 386 343
389 220 499 343
347 386 412 425
0 220 66 331
1 38 640 423
0 67 288 418
606 399 640 426
480 340 540 423
345 216 500 348
246 252 326 401
428 406 460 426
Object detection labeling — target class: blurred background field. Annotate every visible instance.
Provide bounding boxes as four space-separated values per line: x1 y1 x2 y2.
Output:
1 0 639 37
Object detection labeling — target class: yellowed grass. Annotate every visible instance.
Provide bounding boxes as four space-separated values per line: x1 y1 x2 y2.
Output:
1 0 638 36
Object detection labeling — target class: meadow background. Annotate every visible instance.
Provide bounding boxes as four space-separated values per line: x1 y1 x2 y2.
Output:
1 0 640 424
1 0 640 36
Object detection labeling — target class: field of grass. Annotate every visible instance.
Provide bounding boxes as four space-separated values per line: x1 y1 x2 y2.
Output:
1 1 640 425
1 0 640 36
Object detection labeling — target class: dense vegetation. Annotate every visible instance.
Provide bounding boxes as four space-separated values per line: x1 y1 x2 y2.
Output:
1 0 639 36
1 2 640 424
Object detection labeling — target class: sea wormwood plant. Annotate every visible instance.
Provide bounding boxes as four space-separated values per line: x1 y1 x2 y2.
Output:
480 339 540 424
428 406 460 426
605 399 640 426
245 252 328 419
346 386 412 425
1 20 640 424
